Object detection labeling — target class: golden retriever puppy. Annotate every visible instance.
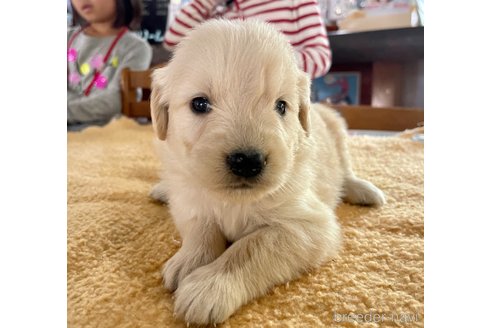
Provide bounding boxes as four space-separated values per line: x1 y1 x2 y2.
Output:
150 19 385 325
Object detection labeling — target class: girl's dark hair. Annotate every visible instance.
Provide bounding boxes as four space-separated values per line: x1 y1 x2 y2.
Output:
71 0 142 30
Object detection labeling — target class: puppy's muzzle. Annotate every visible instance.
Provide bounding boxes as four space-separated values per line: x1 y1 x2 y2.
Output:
226 150 266 178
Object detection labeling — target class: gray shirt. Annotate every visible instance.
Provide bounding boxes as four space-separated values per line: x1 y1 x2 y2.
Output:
67 27 152 125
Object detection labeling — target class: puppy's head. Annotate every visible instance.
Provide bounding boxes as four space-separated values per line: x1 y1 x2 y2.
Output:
151 20 312 202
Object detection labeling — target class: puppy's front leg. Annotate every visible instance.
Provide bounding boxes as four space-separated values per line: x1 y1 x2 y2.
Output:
163 218 226 291
174 217 340 324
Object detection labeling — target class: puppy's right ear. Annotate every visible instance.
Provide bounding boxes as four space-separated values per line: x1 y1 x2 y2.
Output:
150 67 170 141
297 72 312 137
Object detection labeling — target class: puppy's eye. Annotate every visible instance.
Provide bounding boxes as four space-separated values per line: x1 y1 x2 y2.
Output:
275 100 287 116
190 97 211 114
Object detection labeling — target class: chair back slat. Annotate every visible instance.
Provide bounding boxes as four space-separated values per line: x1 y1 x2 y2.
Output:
121 67 159 119
129 71 152 89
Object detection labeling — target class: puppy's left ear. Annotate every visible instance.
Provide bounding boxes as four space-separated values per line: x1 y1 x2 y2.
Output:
297 72 312 136
150 66 170 141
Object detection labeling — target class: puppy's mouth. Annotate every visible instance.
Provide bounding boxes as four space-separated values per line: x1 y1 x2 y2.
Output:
225 175 266 190
228 182 255 190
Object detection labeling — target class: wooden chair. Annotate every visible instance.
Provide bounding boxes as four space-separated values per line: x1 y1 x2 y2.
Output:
120 69 424 131
120 67 158 119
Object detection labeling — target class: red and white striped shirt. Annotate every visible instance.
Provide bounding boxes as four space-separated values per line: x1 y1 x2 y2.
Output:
164 0 332 79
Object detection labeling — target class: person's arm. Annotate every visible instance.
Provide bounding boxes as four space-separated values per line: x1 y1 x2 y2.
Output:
295 38 332 79
164 0 221 50
67 41 152 124
290 1 332 79
67 88 122 124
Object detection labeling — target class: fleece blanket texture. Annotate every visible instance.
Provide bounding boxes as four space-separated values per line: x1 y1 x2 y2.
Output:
68 117 424 327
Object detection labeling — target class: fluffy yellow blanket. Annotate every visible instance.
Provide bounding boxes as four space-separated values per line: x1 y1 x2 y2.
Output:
68 117 423 327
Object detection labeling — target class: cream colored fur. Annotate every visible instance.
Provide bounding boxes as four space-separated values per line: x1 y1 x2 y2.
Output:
150 19 385 325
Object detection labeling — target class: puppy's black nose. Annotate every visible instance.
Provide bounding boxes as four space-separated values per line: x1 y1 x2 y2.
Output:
226 151 265 178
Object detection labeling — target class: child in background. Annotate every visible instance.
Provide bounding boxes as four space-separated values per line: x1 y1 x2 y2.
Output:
68 0 152 130
163 0 332 79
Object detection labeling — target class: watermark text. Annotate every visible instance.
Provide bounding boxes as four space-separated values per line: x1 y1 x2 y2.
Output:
333 310 420 324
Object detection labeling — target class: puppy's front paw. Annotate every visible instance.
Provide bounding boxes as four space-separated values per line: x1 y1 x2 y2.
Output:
163 247 220 292
162 249 198 291
343 176 386 206
174 265 242 325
